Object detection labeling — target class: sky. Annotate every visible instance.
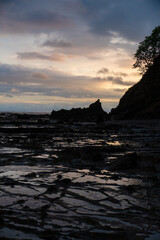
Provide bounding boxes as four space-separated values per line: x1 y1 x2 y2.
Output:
0 0 159 112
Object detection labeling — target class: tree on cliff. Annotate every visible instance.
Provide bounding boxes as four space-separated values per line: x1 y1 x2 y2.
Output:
133 26 160 74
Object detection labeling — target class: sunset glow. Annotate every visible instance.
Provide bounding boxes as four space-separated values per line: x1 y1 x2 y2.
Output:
0 0 159 112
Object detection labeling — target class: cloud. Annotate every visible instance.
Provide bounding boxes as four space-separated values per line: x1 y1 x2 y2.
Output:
113 72 128 77
107 76 135 86
97 68 109 74
0 0 159 43
95 75 135 86
5 94 13 98
20 11 73 29
97 67 128 78
80 0 160 41
32 72 49 79
0 1 74 34
42 39 73 48
114 88 127 92
17 52 65 61
0 63 125 101
0 0 13 7
11 88 20 93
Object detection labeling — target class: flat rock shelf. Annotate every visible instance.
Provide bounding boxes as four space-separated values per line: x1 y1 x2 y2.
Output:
0 113 160 240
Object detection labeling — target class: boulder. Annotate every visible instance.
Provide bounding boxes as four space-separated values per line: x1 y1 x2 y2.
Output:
109 152 139 171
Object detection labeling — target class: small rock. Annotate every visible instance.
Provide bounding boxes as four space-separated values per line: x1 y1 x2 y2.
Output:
109 152 139 170
25 172 37 178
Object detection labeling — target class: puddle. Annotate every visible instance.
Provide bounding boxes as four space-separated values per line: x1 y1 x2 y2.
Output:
0 147 26 154
106 141 121 146
35 154 50 159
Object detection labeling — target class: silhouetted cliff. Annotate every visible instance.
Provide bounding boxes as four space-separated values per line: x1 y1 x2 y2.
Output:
111 55 160 119
51 99 109 122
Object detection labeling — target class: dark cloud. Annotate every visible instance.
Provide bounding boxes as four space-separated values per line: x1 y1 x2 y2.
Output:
42 39 73 48
17 52 65 61
107 76 135 86
0 0 15 6
97 68 109 74
0 1 74 34
19 11 72 28
80 0 160 41
97 68 128 78
95 75 136 86
0 0 159 42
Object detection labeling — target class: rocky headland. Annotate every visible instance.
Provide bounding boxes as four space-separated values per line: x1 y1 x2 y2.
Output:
111 55 160 119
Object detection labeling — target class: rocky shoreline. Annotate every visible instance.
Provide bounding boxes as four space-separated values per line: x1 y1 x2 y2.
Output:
0 114 160 239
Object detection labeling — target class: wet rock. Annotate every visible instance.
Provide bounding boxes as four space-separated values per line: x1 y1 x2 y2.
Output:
138 157 160 172
110 174 120 180
86 151 103 162
57 174 62 180
17 199 26 204
81 147 104 162
111 55 160 119
45 185 58 194
25 172 37 178
1 114 160 239
123 185 137 193
41 229 59 240
3 177 16 187
109 152 139 170
59 148 81 162
60 178 71 186
69 230 136 240
55 178 71 187
51 99 109 122
155 163 160 172
0 216 4 227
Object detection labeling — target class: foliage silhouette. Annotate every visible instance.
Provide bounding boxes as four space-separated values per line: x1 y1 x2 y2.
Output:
133 26 160 74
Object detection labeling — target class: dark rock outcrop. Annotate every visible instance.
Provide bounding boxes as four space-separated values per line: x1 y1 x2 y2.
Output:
109 152 139 171
51 99 109 122
111 55 160 119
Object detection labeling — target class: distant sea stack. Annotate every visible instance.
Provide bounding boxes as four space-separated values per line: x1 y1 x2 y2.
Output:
111 55 160 119
51 99 109 122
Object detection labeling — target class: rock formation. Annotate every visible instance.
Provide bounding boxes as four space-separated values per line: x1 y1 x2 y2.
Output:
51 99 109 122
111 55 160 119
